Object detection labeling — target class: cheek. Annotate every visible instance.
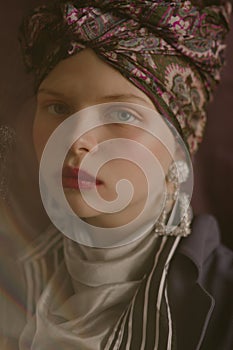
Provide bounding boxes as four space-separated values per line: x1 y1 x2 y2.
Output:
132 135 172 175
33 117 52 162
150 141 173 173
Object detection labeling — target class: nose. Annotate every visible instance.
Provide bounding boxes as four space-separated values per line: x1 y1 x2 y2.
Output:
70 129 99 156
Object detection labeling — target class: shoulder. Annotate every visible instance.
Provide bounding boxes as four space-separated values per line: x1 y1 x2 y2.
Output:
177 214 233 279
180 213 233 309
175 214 233 350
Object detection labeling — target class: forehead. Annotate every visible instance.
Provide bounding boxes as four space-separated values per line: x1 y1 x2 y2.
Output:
39 48 154 108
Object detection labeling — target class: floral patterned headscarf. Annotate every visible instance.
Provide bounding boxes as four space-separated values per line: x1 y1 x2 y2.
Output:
19 0 231 153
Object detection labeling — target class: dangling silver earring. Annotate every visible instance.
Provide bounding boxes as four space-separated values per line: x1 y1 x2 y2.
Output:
154 161 192 237
0 125 16 201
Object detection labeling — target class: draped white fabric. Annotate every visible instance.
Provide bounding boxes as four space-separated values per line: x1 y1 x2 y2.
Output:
19 223 159 350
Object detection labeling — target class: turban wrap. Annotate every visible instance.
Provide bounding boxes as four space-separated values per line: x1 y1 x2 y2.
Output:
19 0 232 153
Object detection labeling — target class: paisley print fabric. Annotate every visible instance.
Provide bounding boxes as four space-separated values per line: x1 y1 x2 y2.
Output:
19 0 231 153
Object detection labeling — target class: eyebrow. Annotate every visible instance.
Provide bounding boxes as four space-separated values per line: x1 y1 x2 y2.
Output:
99 94 151 105
37 88 151 106
37 88 68 98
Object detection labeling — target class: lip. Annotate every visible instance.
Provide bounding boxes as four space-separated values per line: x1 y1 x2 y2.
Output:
62 166 103 190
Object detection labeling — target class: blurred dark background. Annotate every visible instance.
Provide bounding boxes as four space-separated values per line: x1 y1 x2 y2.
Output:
0 2 233 249
192 15 233 250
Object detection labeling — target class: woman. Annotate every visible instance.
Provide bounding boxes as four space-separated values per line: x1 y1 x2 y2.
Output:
15 1 233 349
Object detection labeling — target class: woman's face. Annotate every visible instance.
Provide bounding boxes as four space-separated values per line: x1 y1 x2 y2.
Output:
34 49 174 228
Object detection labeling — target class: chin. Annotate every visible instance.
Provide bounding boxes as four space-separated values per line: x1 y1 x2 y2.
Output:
65 201 102 220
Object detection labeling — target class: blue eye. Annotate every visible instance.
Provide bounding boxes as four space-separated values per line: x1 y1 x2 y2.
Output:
47 103 71 116
107 110 139 123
